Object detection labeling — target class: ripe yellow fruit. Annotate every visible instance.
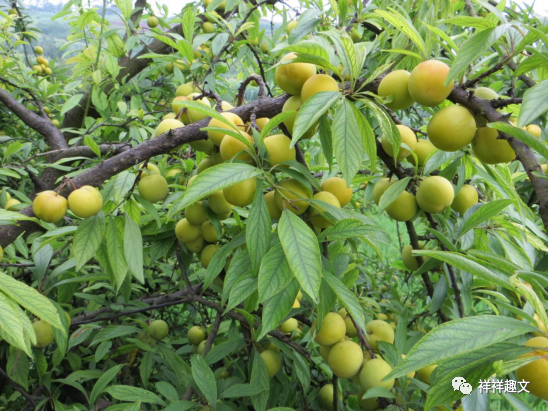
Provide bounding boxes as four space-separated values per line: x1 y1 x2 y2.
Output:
526 124 542 138
186 234 204 253
327 340 363 378
296 290 303 301
472 127 516 164
427 106 476 152
364 320 395 350
203 21 215 33
275 53 316 96
301 74 339 102
264 134 296 166
201 244 221 268
260 349 282 377
197 157 214 174
381 124 417 160
256 117 269 130
33 191 68 223
149 319 169 340
36 56 47 65
279 318 298 334
293 299 300 308
407 139 435 166
378 70 414 110
451 184 478 214
219 131 254 162
201 220 223 243
261 42 268 53
155 119 184 137
163 113 176 120
138 175 168 203
224 178 257 207
417 364 437 384
385 191 417 222
286 20 297 33
274 179 312 215
32 320 54 347
175 218 201 243
265 191 282 219
209 191 233 215
208 113 244 146
321 177 352 206
68 186 103 218
180 93 211 124
188 326 207 345
408 60 454 107
185 201 208 225
221 101 234 111
4 198 20 210
44 67 52 76
359 358 395 391
282 95 318 139
309 191 341 228
416 176 454 214
318 384 334 411
516 337 548 400
176 82 196 97
313 312 346 346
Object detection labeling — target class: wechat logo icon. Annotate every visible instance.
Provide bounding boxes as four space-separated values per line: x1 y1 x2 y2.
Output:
452 377 473 395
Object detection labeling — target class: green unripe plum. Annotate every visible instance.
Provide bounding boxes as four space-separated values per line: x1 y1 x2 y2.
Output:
51 119 60 127
526 125 542 138
385 191 417 222
416 176 454 214
472 127 516 164
33 190 68 223
8 8 17 16
265 191 282 219
201 220 223 243
516 337 548 400
260 349 282 378
68 186 103 218
186 234 204 253
33 65 43 75
155 119 184 137
264 134 295 166
337 308 357 337
208 113 244 146
163 113 176 120
359 358 395 391
274 179 312 216
474 87 498 101
372 178 393 205
378 70 414 110
327 340 363 378
201 244 220 268
427 106 476 152
309 191 340 228
408 60 454 107
364 320 394 350
138 175 168 203
319 344 332 362
417 364 437 384
223 178 256 207
190 138 215 152
313 312 346 346
147 16 159 28
451 184 478 214
321 177 352 206
381 124 417 160
407 139 435 166
209 191 233 215
286 20 297 33
188 326 207 345
176 82 195 97
0 246 3 262
219 131 254 162
4 198 20 210
34 46 43 55
260 42 268 53
166 168 185 184
318 384 334 411
279 318 298 334
203 22 215 33
275 53 316 96
175 218 201 243
282 95 318 139
401 243 428 271
137 163 160 179
301 74 339 103
32 320 54 347
185 201 208 225
197 157 214 174
149 319 169 340
358 390 380 411
197 339 214 355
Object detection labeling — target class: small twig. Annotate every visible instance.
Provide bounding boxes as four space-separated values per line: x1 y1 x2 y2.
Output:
349 315 376 359
243 37 273 97
461 61 506 89
490 97 523 109
237 75 267 106
332 375 339 411
0 367 38 406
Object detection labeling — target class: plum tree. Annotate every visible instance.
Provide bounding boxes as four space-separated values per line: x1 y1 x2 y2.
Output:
427 106 476 152
402 243 427 271
516 337 548 400
207 113 244 146
408 60 454 107
138 175 168 203
279 318 298 334
185 201 209 225
338 308 358 337
417 364 438 384
416 176 454 214
265 191 282 219
451 184 479 214
282 95 318 139
33 191 68 223
385 191 418 222
377 70 414 110
407 139 436 166
201 221 223 243
275 53 316 96
154 118 184 137
147 16 159 28
209 191 234 215
201 244 220 268
68 186 103 218
219 131 254 162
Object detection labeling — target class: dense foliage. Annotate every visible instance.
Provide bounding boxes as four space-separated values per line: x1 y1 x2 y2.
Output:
0 0 548 410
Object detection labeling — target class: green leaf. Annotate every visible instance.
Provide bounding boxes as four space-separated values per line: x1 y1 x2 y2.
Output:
90 364 124 404
374 9 427 59
458 199 514 237
318 116 333 171
258 243 294 303
291 91 340 146
73 212 106 271
386 315 537 380
351 104 376 173
251 350 270 411
224 273 258 314
221 383 264 398
322 270 366 332
205 338 246 365
378 177 411 210
258 278 298 340
489 122 548 160
441 16 497 29
0 293 27 355
182 7 195 41
362 387 396 400
60 94 84 116
246 180 271 275
155 381 178 402
7 349 29 390
515 80 548 127
332 99 365 185
205 231 247 289
278 210 322 302
105 385 166 405
105 217 127 290
0 272 63 332
222 250 251 305
319 219 376 242
114 0 132 19
191 355 217 407
91 325 141 346
258 111 297 144
124 214 144 284
169 163 262 218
